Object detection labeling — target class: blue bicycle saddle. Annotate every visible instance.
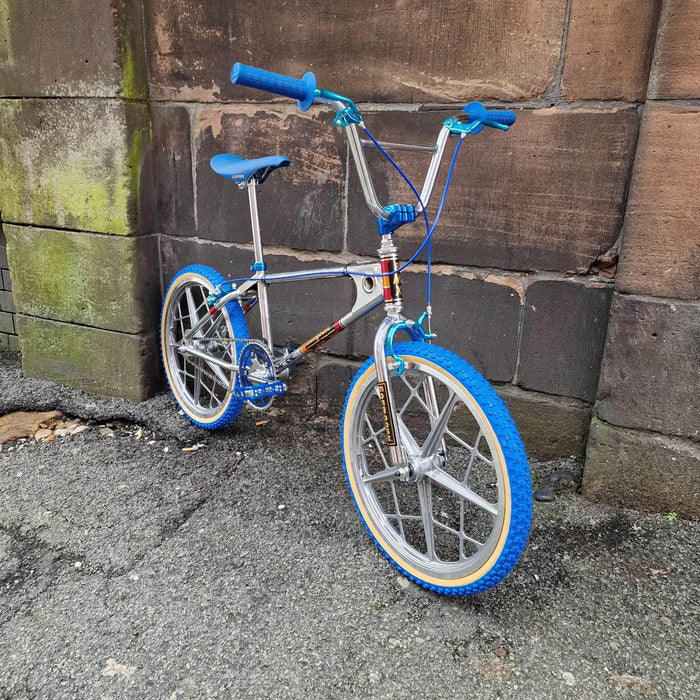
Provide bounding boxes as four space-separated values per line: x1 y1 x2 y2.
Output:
210 154 290 184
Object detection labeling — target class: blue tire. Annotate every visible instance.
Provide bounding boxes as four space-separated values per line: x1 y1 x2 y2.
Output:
341 342 531 595
161 265 249 429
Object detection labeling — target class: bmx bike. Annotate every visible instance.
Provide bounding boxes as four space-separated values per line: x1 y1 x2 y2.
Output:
160 63 532 595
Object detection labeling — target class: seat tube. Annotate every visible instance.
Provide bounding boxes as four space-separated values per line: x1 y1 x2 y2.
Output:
247 181 273 348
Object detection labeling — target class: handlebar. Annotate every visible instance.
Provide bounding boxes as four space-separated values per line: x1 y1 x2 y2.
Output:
229 62 517 220
231 62 317 112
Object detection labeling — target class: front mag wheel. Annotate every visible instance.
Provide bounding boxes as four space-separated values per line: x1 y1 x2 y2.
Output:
161 265 249 429
342 342 531 595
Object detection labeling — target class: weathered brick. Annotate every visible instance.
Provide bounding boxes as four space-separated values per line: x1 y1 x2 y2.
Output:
161 236 353 356
597 294 700 441
16 315 159 402
145 0 565 103
584 418 700 519
0 290 14 313
348 108 638 273
5 225 159 333
518 280 613 402
0 99 154 235
616 104 700 300
0 310 13 334
152 105 195 237
194 107 345 252
351 269 522 382
561 0 662 100
0 0 147 99
1 268 11 291
648 0 700 99
496 385 592 460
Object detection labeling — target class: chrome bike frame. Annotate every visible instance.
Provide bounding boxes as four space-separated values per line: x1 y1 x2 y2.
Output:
184 98 459 467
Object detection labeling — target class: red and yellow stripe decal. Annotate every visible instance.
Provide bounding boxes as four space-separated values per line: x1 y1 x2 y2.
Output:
300 320 345 355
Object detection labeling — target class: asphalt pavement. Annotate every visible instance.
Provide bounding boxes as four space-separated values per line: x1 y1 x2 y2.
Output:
0 351 698 699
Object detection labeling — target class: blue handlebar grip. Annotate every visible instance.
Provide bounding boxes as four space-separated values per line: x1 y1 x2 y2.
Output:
230 62 317 112
463 101 517 127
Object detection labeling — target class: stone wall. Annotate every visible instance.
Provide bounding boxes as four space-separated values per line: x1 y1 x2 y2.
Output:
0 1 697 513
583 1 700 518
0 222 17 351
0 0 160 401
149 0 648 461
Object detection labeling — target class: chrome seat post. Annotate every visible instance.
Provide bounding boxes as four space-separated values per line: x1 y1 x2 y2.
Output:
247 180 273 349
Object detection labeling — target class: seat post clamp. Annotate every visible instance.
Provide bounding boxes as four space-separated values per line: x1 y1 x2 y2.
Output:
251 262 267 273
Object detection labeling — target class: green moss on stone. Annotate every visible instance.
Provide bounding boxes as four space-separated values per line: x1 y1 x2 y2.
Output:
120 41 139 101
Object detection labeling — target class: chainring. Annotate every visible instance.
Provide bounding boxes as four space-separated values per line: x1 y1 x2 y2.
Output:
236 341 278 410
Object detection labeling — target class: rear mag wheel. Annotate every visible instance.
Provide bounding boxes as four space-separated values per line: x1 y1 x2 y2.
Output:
160 265 249 429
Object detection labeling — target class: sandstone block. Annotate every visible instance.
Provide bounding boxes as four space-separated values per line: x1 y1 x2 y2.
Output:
315 356 363 414
562 0 662 100
146 0 565 103
584 419 700 519
496 385 592 460
597 294 700 441
194 107 345 252
16 315 159 402
160 236 353 356
0 290 14 313
0 310 13 334
0 99 154 235
5 225 159 333
152 105 195 237
351 269 522 382
518 280 613 402
616 104 700 300
347 107 638 273
0 0 147 98
648 0 700 99
1 268 11 291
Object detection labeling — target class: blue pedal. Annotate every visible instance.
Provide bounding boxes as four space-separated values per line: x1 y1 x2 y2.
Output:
233 380 286 400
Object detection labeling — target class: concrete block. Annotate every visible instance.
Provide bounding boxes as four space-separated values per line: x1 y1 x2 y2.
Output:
4 225 159 333
584 418 700 519
8 333 18 351
145 0 566 102
347 107 638 273
0 290 14 313
561 0 662 100
496 384 592 460
351 268 522 382
616 104 700 300
152 105 195 237
0 99 154 235
0 244 7 268
0 310 13 334
2 268 11 291
160 236 353 356
518 280 613 402
194 107 345 252
597 294 700 441
0 0 147 98
16 315 159 402
648 0 700 99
